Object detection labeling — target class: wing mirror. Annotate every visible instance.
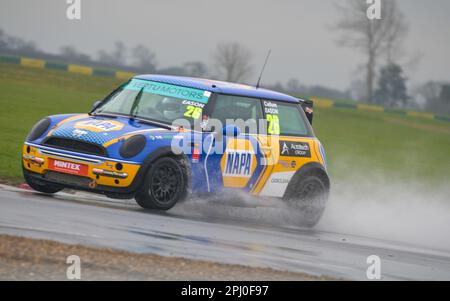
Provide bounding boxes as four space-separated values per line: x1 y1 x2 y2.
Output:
301 99 314 125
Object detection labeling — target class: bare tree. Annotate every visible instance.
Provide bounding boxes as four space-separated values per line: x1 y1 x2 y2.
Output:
98 41 127 65
112 41 127 64
286 78 302 93
183 61 208 77
0 29 7 50
60 45 91 62
384 7 408 64
335 0 408 103
413 81 448 112
213 42 253 82
2 30 37 53
131 44 157 71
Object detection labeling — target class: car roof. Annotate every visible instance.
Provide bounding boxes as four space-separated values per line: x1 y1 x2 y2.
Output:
134 74 301 104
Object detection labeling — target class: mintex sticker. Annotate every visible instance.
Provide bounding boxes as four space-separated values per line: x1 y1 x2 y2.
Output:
125 79 211 104
48 159 88 176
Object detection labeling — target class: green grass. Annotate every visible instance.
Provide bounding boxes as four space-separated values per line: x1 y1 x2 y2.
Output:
0 63 122 182
314 108 450 184
0 62 449 185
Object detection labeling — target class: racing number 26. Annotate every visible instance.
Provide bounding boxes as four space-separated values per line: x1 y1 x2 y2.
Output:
266 114 280 135
184 105 202 119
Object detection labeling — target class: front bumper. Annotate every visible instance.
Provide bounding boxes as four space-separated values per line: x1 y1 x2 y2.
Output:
22 143 144 196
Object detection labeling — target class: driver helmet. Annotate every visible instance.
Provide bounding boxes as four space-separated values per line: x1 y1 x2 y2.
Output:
160 97 181 120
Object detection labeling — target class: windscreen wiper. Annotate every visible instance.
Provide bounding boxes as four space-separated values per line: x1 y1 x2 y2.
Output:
129 87 144 120
90 112 118 118
133 117 173 130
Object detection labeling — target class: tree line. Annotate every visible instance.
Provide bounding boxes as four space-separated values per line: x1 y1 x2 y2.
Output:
334 0 448 114
1 0 449 116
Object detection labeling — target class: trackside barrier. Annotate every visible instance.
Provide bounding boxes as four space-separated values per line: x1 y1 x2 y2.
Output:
311 97 450 123
116 71 136 80
0 54 136 80
0 54 448 123
68 64 93 75
20 57 46 69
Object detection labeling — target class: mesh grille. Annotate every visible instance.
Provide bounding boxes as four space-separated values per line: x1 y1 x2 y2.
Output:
43 137 107 156
45 171 92 187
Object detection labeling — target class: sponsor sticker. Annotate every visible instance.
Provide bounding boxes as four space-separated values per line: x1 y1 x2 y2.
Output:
280 141 311 158
271 178 290 184
75 120 124 132
72 129 88 138
125 79 211 104
48 158 88 176
278 160 298 169
220 138 257 188
223 151 254 178
149 135 163 140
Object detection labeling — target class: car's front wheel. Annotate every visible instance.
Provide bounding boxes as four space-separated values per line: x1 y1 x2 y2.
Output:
135 157 187 210
283 171 329 227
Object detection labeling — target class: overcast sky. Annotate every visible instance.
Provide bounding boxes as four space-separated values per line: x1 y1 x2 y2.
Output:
1 0 449 90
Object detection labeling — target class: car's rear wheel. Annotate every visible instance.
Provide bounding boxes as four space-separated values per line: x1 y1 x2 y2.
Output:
23 172 63 194
283 172 329 227
135 157 187 210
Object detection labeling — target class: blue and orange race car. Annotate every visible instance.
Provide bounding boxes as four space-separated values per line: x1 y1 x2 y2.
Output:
22 75 330 226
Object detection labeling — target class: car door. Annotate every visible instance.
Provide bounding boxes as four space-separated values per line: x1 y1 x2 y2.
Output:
202 94 265 193
255 101 317 198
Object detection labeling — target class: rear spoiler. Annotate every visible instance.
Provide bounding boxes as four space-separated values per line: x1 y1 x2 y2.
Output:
300 99 314 125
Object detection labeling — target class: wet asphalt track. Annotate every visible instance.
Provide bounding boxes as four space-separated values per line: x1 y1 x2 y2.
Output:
0 184 450 280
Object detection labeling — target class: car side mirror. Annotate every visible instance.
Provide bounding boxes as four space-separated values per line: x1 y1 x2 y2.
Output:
222 125 241 137
301 99 314 125
92 100 102 111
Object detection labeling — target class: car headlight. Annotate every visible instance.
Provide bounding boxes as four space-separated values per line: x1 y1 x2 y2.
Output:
119 135 146 158
27 117 51 141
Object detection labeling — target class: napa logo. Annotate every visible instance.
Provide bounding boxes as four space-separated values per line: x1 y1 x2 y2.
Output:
74 120 124 132
223 151 254 178
220 138 257 188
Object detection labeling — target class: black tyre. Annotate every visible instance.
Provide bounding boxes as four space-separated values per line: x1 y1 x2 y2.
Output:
23 172 63 194
135 157 187 210
283 171 329 227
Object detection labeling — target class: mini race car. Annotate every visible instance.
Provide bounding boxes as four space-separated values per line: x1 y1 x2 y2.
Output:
22 75 330 226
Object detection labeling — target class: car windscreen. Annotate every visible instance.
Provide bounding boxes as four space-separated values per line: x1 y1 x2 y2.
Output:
95 78 212 125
